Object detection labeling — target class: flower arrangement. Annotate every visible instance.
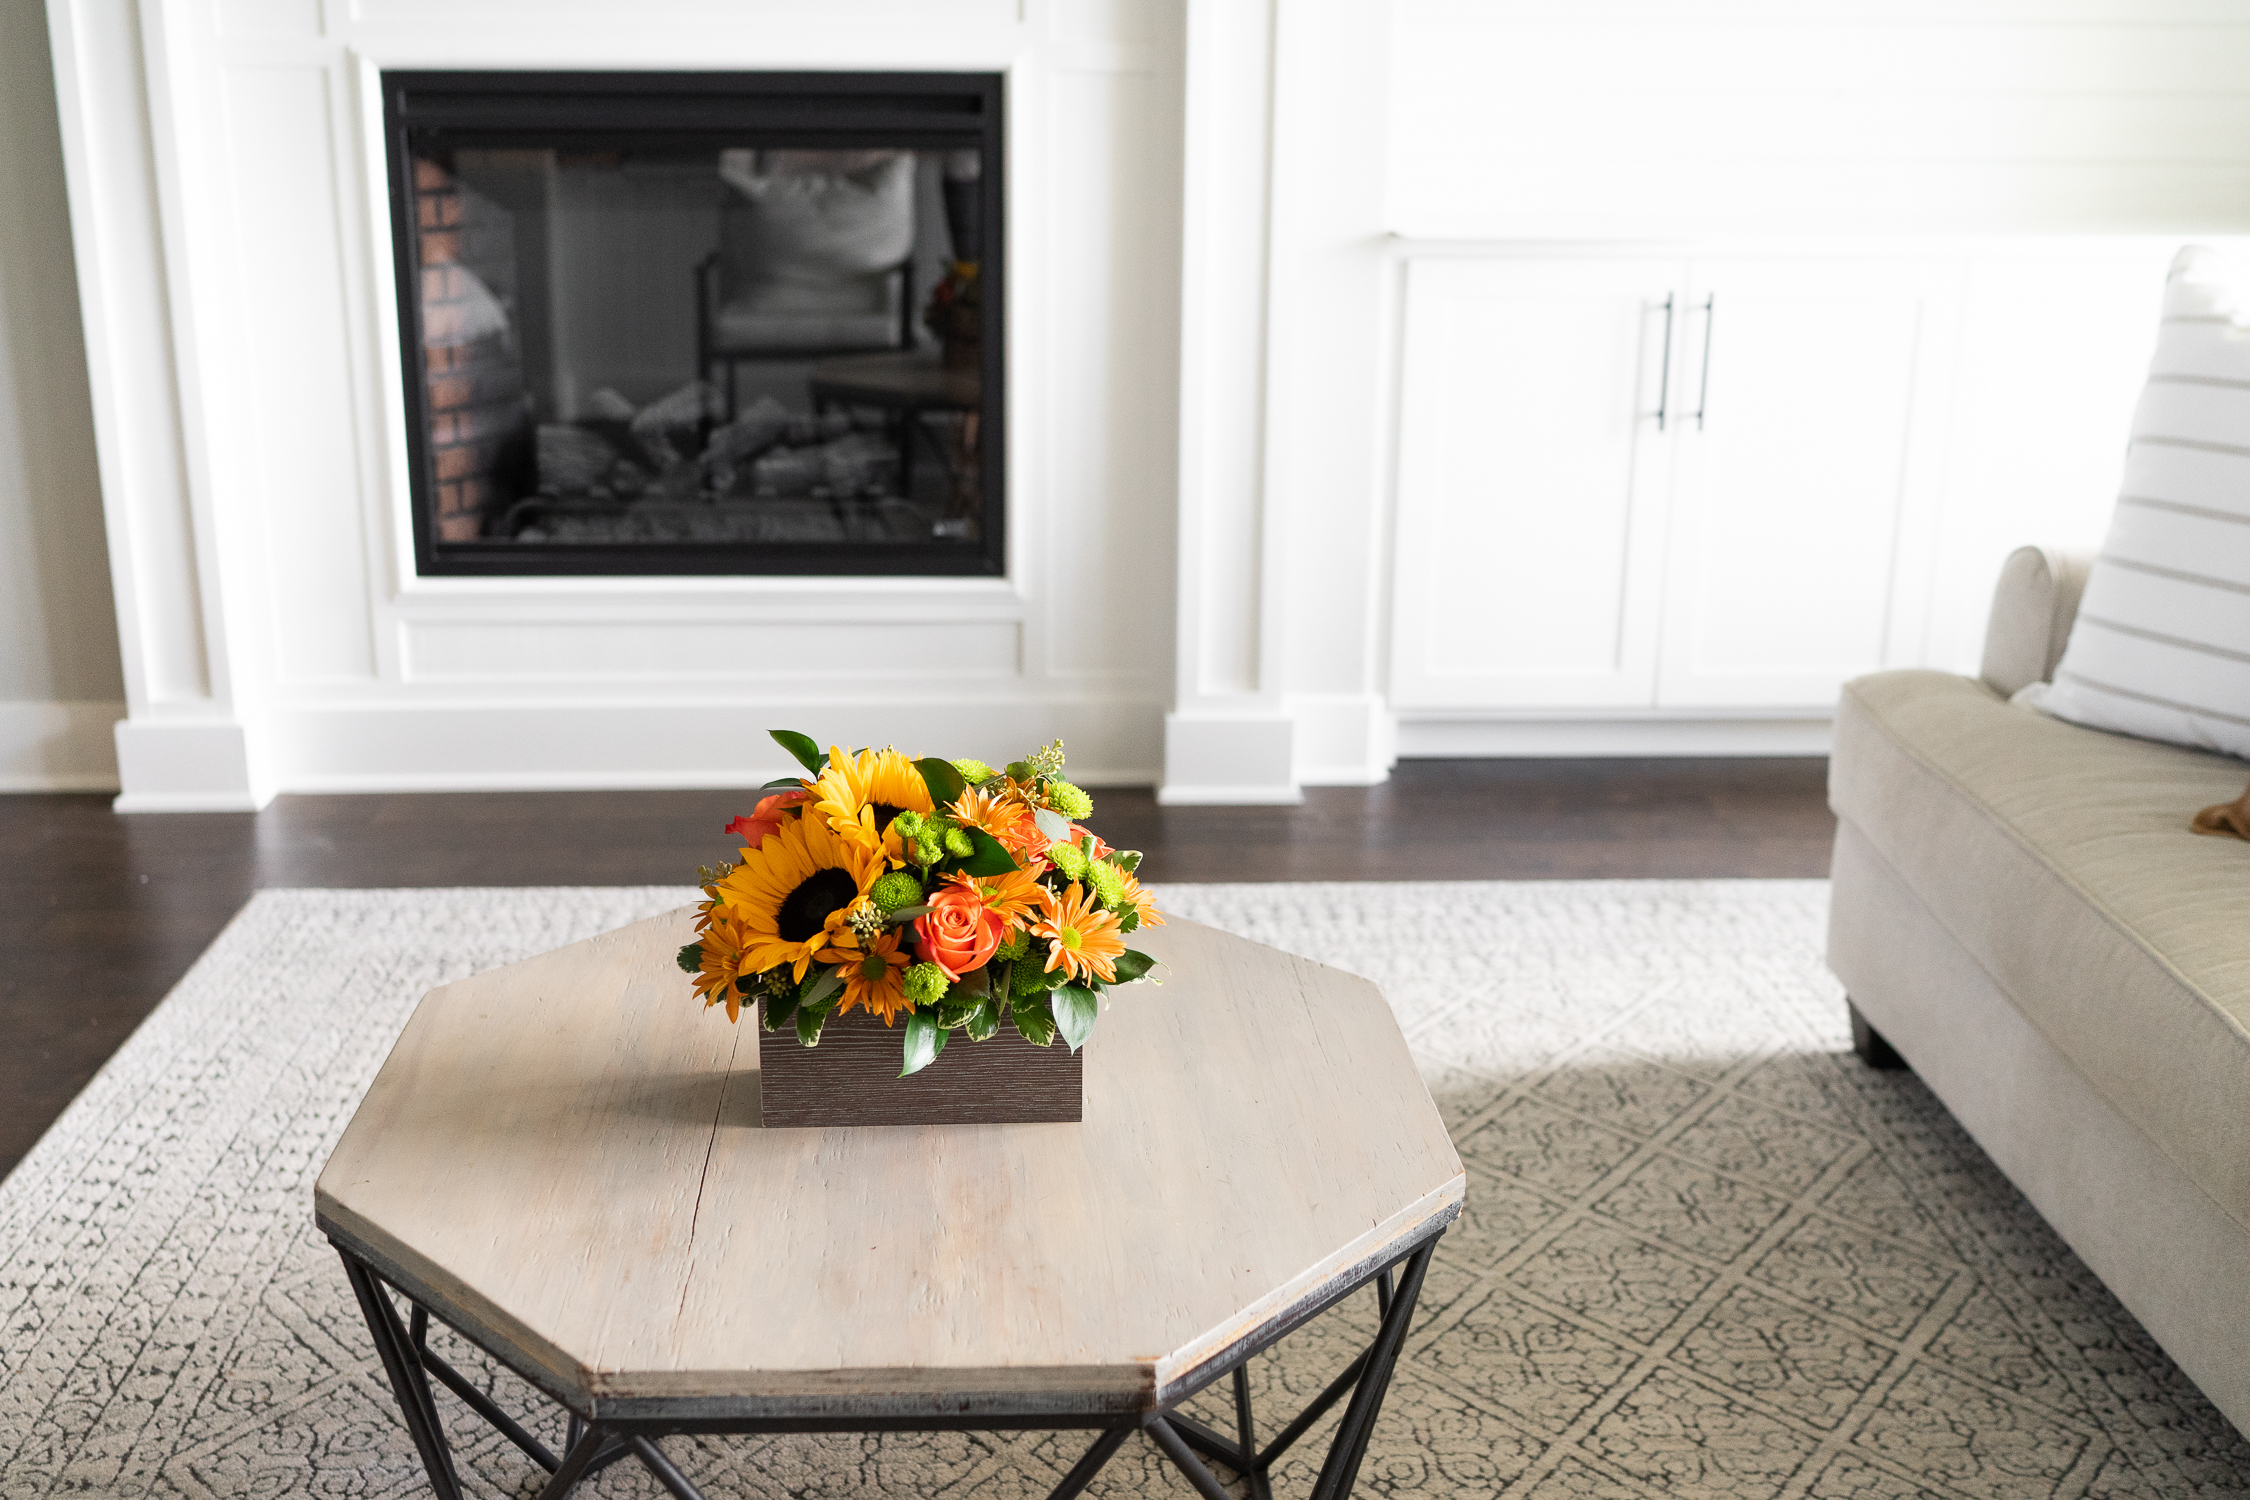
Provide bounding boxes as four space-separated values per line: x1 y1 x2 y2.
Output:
676 731 1164 1076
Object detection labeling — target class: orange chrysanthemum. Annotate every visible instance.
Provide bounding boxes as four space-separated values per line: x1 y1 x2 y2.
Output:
820 928 913 1023
1032 881 1127 985
692 913 754 1022
943 865 1047 927
1120 871 1166 930
949 782 1043 860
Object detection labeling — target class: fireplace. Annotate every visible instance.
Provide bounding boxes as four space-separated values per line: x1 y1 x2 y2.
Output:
381 71 1004 577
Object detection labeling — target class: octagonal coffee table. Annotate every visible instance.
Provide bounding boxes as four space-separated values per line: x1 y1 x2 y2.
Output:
316 912 1464 1500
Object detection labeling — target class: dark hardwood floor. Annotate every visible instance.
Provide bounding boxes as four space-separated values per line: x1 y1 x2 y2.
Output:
0 757 1834 1176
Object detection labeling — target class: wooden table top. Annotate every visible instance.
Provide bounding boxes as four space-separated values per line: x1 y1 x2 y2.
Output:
315 912 1464 1421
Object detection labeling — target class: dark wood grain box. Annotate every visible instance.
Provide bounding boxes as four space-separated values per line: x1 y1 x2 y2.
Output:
756 1002 1083 1127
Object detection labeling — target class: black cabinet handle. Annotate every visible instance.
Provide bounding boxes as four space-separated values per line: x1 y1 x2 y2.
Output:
1691 294 1716 430
1654 294 1675 431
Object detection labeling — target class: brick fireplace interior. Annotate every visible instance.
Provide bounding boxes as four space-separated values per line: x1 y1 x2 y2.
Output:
386 72 1005 577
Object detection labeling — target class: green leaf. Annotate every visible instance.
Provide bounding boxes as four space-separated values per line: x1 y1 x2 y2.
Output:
914 756 968 809
761 775 808 790
884 904 933 924
770 729 826 775
1110 849 1143 873
1013 994 1058 1047
1051 985 1099 1052
1117 904 1141 935
795 1005 827 1047
675 942 703 975
934 993 981 1029
965 997 1000 1041
1110 949 1159 985
1033 807 1073 845
901 1012 943 1076
762 990 798 1032
956 828 1019 876
799 966 843 1012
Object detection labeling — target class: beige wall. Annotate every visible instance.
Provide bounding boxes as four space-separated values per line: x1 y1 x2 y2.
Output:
0 0 121 725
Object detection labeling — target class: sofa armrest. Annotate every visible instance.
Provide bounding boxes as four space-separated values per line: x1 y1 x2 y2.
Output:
1979 545 2095 697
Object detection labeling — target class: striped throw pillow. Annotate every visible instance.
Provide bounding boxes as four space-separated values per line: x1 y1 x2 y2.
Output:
2033 246 2250 761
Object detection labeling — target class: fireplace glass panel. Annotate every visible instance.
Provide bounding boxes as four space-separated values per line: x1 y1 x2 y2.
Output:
386 74 1002 576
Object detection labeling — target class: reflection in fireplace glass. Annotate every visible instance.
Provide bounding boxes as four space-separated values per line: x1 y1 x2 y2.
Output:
403 124 992 567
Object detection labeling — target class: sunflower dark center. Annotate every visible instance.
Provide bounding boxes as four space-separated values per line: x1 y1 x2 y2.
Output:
871 802 907 833
777 867 860 943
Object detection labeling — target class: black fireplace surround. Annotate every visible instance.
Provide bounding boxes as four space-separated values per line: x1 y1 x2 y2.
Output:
381 71 1005 577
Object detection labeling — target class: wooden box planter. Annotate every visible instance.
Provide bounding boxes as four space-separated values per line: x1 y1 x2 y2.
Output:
756 1002 1082 1127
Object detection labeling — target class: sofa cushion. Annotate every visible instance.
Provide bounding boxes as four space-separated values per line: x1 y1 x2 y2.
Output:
1832 668 2250 1227
2033 246 2250 759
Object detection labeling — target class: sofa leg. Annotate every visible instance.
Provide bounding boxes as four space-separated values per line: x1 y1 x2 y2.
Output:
1847 1001 1909 1071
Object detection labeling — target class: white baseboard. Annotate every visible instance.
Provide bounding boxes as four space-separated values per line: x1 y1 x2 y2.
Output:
1397 714 1833 758
1160 710 1300 804
112 717 274 811
1156 783 1308 806
0 700 124 791
1289 693 1397 786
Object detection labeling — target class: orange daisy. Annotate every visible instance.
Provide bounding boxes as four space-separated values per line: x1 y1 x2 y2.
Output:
820 928 913 1023
692 913 754 1022
1120 871 1166 930
943 866 1047 927
1032 881 1127 985
950 782 1044 861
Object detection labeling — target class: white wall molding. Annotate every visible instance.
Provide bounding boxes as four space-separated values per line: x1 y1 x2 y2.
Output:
1160 0 1296 805
0 700 123 791
46 0 268 811
1398 714 1833 760
47 0 1186 805
269 697 1161 796
111 714 264 810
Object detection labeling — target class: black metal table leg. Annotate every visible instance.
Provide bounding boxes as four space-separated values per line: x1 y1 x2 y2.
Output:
629 1434 709 1500
1308 1243 1432 1500
1146 1413 1242 1500
1045 1424 1134 1500
1235 1364 1273 1500
535 1424 613 1500
333 1224 1446 1500
338 1248 463 1500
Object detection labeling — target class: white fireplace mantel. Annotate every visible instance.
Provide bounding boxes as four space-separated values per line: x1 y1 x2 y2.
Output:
46 0 1224 809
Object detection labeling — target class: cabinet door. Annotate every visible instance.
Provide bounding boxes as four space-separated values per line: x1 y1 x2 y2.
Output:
1390 257 1682 710
1655 258 1959 708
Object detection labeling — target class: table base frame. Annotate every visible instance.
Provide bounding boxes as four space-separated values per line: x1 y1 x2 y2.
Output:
334 1233 1439 1500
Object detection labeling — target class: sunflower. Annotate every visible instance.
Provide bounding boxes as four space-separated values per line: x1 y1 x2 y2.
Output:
943 866 1046 927
715 811 885 980
812 746 934 863
1032 881 1128 985
949 782 1043 860
692 912 753 1022
820 927 913 1022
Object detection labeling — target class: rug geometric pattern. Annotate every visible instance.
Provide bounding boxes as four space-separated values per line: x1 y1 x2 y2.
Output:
1 881 2245 1499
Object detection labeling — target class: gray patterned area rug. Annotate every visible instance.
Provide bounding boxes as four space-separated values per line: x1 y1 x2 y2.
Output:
2 882 2246 1500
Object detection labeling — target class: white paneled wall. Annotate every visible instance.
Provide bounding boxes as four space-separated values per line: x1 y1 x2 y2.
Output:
1388 2 2250 238
1161 0 2250 783
42 0 2250 801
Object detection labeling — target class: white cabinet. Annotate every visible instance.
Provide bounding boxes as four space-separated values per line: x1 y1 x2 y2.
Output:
1390 252 1960 716
1655 259 1958 707
1390 258 1676 709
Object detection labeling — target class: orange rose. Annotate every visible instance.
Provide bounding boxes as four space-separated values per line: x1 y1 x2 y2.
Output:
913 883 1006 980
726 788 807 850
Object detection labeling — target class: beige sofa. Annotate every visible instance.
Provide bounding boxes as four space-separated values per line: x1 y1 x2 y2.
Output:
1827 544 2250 1431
